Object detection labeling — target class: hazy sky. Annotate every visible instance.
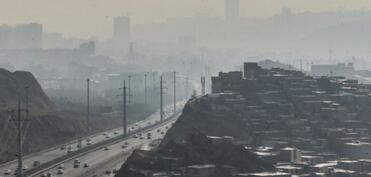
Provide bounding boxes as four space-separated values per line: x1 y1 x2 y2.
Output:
1 0 371 38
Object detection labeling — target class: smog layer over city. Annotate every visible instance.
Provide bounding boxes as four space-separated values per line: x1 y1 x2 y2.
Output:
4 0 371 177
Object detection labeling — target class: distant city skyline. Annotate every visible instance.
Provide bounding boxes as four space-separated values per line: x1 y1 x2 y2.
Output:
1 0 371 38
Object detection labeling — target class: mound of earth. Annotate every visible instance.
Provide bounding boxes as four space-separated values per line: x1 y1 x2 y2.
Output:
161 98 250 145
0 68 54 111
115 97 273 177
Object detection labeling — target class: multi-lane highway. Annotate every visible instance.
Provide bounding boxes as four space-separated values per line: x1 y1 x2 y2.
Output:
0 101 185 177
35 117 177 177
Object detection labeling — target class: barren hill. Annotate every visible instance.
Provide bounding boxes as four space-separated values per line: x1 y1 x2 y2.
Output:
115 97 272 177
0 68 54 111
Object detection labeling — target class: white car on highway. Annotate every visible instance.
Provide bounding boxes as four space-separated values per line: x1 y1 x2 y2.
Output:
23 165 28 170
105 134 111 138
4 169 11 175
57 164 64 169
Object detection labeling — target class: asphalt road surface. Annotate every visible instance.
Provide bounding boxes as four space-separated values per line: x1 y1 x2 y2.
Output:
0 101 185 177
35 118 177 177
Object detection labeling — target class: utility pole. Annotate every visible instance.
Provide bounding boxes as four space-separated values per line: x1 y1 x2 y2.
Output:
118 81 131 136
86 78 90 134
201 76 206 96
14 86 31 177
121 81 128 136
25 86 29 123
152 72 156 104
185 75 189 100
144 73 147 105
17 96 23 177
160 75 164 122
128 75 131 105
21 86 30 145
207 65 211 94
173 71 176 113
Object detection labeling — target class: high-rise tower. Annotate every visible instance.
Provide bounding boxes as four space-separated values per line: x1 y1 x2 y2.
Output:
113 16 131 56
225 0 240 21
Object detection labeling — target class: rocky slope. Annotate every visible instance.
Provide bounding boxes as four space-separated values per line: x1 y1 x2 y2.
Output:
0 68 54 111
161 98 250 145
115 97 273 177
0 68 72 162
